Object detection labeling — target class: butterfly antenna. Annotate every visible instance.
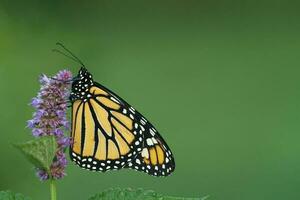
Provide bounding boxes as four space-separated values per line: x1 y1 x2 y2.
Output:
52 49 80 63
55 42 85 67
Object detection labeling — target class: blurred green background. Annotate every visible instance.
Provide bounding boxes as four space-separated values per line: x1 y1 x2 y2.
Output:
1 0 300 199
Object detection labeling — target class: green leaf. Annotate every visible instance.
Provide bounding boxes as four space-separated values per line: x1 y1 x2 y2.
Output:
0 190 31 200
14 135 57 172
88 188 205 200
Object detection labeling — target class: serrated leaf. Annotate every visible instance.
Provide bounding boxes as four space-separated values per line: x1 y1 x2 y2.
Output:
0 190 31 200
88 188 204 200
14 135 57 172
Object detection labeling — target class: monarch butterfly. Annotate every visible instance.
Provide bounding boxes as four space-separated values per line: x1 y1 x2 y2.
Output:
55 43 175 176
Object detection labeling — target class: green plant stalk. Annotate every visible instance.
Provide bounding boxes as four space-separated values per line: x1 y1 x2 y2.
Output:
50 179 57 200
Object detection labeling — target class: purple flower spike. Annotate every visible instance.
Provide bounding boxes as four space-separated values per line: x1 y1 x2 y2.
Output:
28 70 73 181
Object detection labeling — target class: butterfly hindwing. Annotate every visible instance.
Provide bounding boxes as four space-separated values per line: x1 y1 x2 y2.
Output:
125 121 175 176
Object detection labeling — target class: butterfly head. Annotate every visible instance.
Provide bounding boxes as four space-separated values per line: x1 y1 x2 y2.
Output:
70 67 94 101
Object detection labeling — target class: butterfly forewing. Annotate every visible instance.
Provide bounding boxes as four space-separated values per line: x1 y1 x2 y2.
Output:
70 68 175 176
70 84 144 171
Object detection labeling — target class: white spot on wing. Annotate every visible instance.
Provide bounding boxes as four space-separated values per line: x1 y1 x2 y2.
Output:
129 107 135 113
136 159 141 165
140 119 146 125
110 97 119 103
141 148 149 159
150 129 155 136
152 138 158 144
134 123 138 129
165 157 169 163
146 138 153 146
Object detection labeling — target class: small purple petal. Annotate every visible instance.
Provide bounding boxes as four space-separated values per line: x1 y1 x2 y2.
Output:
33 110 46 120
61 120 70 130
53 128 64 136
39 74 51 84
57 136 71 148
56 152 68 166
30 97 41 108
26 120 36 128
56 110 65 118
46 119 59 128
32 128 43 137
36 169 49 181
56 70 73 81
50 161 66 179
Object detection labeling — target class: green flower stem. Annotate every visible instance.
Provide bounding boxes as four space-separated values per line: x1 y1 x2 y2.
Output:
50 179 57 200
